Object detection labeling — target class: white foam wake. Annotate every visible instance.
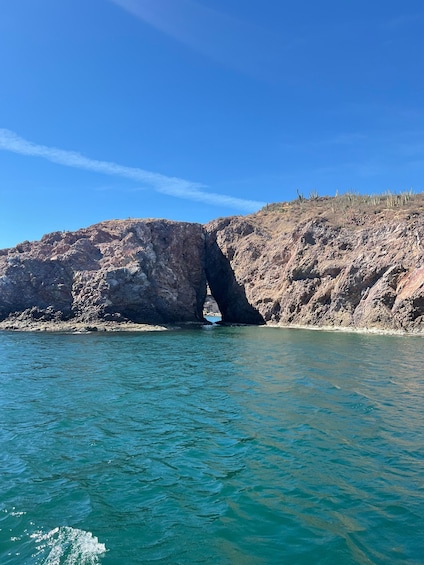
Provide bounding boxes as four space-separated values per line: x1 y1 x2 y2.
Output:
31 526 106 565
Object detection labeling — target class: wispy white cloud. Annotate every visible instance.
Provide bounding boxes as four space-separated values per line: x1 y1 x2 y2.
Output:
109 0 286 80
0 129 265 212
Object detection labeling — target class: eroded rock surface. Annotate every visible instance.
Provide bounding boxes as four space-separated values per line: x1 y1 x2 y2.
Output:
205 196 424 332
1 194 424 332
0 219 207 326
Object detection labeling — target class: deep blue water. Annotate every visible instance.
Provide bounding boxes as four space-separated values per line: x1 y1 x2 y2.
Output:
0 325 423 564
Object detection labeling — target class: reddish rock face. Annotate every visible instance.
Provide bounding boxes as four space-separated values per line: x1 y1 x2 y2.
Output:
205 196 424 333
0 219 207 325
1 194 424 332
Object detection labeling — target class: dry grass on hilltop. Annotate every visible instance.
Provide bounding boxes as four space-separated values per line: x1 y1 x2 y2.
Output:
258 190 424 229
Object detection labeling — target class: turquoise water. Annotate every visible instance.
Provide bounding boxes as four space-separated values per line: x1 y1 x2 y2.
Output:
0 326 423 564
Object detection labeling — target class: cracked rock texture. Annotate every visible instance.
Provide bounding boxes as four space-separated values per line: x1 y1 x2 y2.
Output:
1 195 424 332
0 219 207 325
205 196 424 332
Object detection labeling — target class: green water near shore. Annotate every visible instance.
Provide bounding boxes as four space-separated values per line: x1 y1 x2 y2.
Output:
1 326 423 564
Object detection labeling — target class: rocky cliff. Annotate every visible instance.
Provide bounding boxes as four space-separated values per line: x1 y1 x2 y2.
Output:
205 193 424 333
0 219 207 327
1 193 424 333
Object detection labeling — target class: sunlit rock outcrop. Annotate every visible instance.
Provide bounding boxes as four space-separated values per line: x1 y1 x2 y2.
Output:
1 193 424 332
0 219 207 326
205 194 424 333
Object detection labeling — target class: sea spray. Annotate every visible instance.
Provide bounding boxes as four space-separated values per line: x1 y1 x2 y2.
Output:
32 526 106 565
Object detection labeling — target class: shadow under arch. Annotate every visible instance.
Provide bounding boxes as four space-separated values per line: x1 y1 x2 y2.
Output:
205 236 265 325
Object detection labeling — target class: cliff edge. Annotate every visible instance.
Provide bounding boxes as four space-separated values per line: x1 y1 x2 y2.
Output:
1 192 424 333
0 219 207 328
205 193 424 333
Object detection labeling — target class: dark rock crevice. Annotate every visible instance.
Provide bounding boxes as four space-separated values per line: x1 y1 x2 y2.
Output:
204 232 265 325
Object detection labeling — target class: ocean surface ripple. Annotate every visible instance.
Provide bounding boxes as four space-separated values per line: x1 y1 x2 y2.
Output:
0 326 423 564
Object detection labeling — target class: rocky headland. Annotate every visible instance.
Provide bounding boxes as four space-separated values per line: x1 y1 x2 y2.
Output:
0 219 207 331
1 192 424 333
206 192 424 333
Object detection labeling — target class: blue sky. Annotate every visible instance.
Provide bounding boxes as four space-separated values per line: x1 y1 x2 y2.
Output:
1 0 423 248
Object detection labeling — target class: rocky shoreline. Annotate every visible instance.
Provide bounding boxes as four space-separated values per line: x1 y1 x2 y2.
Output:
0 318 168 333
1 193 424 334
264 321 424 336
1 317 422 336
